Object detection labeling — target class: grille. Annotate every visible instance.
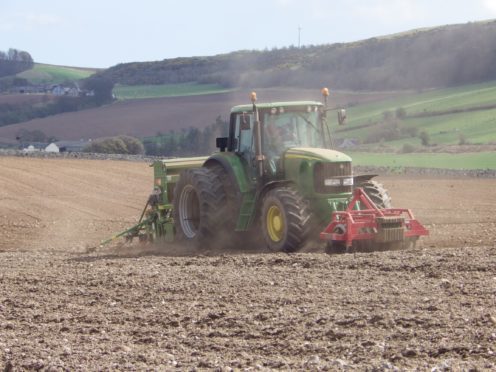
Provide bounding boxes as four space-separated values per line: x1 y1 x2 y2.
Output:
314 162 352 194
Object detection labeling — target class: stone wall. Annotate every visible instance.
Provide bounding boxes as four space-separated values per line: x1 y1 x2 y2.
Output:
1 149 495 178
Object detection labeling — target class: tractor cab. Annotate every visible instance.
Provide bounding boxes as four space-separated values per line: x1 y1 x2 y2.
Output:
217 89 348 184
226 101 330 178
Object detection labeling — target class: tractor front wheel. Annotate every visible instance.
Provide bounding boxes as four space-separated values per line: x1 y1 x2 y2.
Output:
356 179 392 209
261 187 311 252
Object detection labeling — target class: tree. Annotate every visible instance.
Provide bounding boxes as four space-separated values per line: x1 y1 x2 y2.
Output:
120 136 145 154
18 51 33 64
7 48 18 61
0 48 34 77
82 76 114 105
84 136 144 154
419 131 430 146
165 135 178 155
395 107 407 119
183 127 201 155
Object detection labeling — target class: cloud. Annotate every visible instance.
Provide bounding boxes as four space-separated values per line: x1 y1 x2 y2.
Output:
482 0 496 14
0 12 62 32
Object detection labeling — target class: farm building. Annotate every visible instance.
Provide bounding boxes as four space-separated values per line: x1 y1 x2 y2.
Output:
45 143 59 153
55 140 89 152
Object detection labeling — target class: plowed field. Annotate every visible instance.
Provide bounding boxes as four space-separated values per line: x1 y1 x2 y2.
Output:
0 157 495 370
0 89 402 141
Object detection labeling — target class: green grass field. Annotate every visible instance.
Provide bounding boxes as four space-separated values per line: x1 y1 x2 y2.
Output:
349 151 496 170
339 108 496 148
344 81 496 126
113 83 234 99
17 63 98 84
332 80 496 149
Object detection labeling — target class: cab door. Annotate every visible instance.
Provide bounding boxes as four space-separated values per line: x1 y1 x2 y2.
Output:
230 112 255 166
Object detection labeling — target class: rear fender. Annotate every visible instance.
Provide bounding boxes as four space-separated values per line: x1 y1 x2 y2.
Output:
353 174 377 186
258 180 294 201
204 155 255 231
203 154 252 194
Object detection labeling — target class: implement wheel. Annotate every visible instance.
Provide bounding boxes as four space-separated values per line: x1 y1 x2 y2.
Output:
173 168 227 250
261 187 311 252
325 226 347 254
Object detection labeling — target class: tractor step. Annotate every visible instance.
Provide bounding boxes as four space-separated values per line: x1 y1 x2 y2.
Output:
235 194 256 231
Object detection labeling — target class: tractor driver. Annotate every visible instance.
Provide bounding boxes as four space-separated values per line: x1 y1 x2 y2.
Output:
265 119 297 151
264 117 297 174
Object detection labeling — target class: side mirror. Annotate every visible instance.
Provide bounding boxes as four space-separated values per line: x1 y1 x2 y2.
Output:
337 109 346 125
216 137 228 152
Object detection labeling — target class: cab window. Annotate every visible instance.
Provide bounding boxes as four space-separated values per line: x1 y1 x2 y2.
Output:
234 112 254 154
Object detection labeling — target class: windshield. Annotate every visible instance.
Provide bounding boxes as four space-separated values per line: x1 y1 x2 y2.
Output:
263 110 323 154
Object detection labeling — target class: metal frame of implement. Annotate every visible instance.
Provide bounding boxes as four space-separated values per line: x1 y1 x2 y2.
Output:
320 188 429 248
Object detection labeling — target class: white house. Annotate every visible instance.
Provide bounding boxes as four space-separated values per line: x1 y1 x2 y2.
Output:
22 145 38 153
45 143 60 153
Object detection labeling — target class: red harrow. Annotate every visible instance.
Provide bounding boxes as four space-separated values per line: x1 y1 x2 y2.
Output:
320 188 429 251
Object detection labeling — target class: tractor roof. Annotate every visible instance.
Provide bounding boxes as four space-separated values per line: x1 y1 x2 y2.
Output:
231 101 323 114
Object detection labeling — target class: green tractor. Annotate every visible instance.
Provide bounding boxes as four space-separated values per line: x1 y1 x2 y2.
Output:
102 89 427 253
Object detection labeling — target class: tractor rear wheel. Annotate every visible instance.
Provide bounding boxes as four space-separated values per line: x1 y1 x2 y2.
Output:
173 168 227 250
261 187 311 252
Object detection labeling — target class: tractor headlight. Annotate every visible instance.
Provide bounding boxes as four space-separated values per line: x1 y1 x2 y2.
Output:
342 177 354 186
324 177 354 187
324 178 341 186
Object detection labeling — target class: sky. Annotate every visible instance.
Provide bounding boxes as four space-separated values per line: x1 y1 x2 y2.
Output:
1 0 495 68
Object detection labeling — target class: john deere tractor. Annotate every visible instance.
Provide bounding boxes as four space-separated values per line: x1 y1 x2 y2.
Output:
103 89 427 253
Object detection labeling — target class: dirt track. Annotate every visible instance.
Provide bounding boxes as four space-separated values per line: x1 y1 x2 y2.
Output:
0 157 495 369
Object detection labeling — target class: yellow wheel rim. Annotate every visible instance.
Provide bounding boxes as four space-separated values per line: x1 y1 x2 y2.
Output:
267 205 284 242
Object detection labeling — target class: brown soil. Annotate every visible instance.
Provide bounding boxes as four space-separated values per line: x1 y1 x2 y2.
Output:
0 89 404 141
0 157 495 370
0 94 56 106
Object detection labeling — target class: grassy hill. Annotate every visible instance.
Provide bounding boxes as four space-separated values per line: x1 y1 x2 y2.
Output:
0 82 494 169
1 19 495 170
16 63 99 84
97 19 496 92
332 81 496 149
